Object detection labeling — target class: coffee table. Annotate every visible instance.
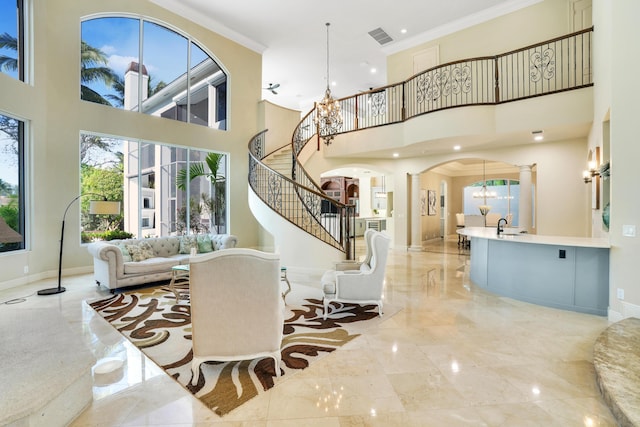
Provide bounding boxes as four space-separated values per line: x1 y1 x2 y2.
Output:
169 264 190 301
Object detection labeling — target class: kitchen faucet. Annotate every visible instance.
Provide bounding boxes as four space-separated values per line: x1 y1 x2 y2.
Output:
497 217 508 235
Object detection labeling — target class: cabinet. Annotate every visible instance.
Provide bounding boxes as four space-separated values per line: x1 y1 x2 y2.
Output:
321 176 359 216
365 218 386 232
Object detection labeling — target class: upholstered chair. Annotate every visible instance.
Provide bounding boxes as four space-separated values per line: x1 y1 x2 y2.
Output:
188 248 283 384
321 231 391 320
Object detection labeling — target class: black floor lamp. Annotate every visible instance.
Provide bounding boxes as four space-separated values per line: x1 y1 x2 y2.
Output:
38 194 120 296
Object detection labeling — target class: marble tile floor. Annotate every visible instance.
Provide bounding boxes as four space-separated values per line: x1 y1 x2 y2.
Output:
0 236 619 426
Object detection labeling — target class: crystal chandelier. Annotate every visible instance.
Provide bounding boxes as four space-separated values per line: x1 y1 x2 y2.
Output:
315 23 343 145
473 160 496 215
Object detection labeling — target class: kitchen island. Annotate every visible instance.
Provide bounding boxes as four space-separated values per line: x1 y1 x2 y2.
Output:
458 227 610 315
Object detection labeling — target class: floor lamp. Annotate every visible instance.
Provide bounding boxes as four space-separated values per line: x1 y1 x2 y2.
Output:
38 194 120 296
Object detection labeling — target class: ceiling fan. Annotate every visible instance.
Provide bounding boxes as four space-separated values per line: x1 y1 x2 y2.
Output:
263 83 280 95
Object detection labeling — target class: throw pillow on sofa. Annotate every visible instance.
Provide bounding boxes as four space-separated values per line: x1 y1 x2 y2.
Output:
126 241 155 262
179 235 198 254
115 242 132 262
196 235 213 253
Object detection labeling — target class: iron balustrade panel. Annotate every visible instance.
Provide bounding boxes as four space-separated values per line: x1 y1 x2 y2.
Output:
497 29 592 102
405 58 496 119
340 86 404 132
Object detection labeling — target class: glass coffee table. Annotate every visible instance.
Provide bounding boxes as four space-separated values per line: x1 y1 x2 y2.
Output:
169 264 190 301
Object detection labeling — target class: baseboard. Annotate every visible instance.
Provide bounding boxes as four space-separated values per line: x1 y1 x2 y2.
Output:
0 266 94 293
0 272 48 292
608 300 640 322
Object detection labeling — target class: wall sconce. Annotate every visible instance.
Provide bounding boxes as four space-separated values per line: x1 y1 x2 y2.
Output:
583 147 600 184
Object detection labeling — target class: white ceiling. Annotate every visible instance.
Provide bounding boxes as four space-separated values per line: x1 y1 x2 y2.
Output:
150 0 541 111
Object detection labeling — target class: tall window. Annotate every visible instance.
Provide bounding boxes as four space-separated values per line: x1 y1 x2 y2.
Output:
0 0 25 81
80 132 227 242
464 179 521 225
80 16 227 130
0 112 25 252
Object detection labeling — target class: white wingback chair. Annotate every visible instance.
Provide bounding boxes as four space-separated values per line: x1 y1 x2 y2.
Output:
321 231 391 319
188 248 283 384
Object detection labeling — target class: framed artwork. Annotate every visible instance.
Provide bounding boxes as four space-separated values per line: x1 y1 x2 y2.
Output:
428 190 437 216
420 189 427 216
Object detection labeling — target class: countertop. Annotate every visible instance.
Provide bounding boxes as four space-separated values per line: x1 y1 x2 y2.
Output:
458 226 610 248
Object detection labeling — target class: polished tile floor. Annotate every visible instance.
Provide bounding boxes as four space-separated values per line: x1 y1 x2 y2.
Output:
0 236 617 426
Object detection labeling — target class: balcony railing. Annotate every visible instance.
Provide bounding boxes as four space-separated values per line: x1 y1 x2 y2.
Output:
332 27 592 137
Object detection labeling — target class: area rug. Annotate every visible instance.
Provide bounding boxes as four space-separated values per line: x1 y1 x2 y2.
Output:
88 282 390 416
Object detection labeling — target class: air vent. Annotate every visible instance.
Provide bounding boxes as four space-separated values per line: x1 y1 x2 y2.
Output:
368 27 393 45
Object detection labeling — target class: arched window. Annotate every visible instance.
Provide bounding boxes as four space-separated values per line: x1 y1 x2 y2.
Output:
80 16 227 130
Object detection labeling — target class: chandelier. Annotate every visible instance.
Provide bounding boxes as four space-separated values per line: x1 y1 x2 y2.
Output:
315 23 343 145
473 160 496 215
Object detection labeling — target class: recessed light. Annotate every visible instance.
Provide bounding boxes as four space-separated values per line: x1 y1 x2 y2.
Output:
453 145 461 151
532 130 543 141
401 28 407 34
370 68 377 74
331 81 337 87
392 152 399 157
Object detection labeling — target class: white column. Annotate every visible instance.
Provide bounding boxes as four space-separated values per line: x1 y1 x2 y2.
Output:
518 165 533 232
409 173 422 251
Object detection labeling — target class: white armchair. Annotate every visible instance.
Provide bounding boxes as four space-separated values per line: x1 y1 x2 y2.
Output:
321 231 391 320
188 248 283 384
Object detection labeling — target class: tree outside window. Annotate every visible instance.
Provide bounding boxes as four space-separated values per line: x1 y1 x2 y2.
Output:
80 132 227 242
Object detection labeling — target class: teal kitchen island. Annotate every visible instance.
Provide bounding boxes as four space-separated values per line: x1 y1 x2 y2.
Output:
458 227 610 316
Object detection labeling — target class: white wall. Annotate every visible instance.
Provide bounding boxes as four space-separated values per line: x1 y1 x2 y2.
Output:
248 188 344 278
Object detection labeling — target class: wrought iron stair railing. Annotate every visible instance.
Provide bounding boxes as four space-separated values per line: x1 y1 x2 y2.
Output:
249 130 356 258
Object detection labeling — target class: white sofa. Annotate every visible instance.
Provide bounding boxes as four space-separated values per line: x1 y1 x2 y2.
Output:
87 234 238 291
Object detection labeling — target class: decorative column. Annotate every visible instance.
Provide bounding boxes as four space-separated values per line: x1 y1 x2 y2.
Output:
518 165 533 232
409 173 422 251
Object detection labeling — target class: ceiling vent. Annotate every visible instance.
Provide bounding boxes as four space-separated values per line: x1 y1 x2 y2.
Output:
368 27 393 45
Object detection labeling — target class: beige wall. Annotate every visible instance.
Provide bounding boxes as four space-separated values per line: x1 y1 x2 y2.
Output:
0 0 262 287
605 0 640 319
258 100 302 154
387 0 573 83
419 172 448 241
